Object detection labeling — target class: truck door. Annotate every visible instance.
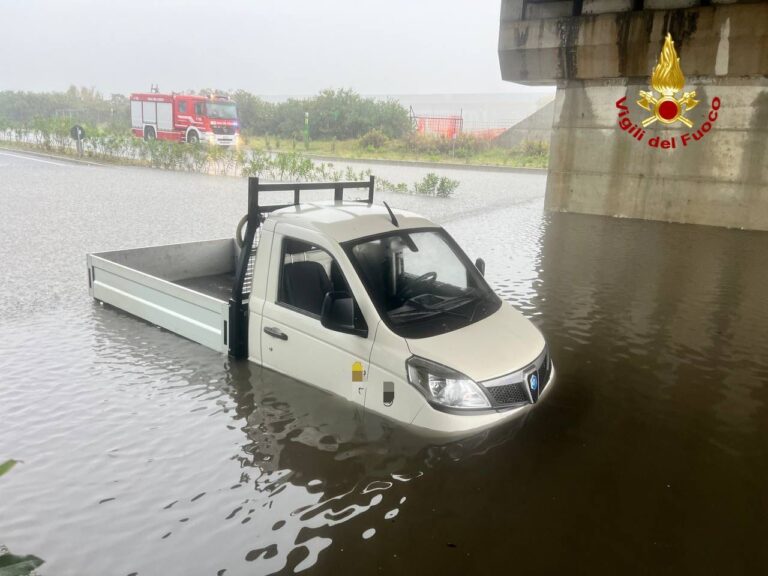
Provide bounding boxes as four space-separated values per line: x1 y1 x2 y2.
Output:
259 231 375 405
176 99 189 130
194 101 205 125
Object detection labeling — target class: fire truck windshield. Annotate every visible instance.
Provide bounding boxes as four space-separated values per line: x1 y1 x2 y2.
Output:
206 102 238 120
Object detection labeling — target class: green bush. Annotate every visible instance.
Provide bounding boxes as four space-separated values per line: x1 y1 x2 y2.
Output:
517 139 548 158
235 88 411 140
411 173 459 198
358 128 389 150
0 86 128 129
403 133 491 158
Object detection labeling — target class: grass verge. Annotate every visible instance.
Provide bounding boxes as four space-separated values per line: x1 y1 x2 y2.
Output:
247 137 549 169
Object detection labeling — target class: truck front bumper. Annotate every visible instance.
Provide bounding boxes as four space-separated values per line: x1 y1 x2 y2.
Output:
207 133 239 147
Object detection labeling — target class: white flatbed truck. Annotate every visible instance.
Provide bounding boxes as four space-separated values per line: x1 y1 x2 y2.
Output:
87 178 555 434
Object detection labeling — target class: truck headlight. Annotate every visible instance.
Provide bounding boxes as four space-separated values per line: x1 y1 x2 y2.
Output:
406 356 490 409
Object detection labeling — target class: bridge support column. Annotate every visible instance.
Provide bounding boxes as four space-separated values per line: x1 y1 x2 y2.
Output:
499 0 768 230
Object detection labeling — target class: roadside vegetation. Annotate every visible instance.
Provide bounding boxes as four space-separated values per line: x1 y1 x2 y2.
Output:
253 132 549 168
0 119 459 198
0 86 549 169
0 85 541 199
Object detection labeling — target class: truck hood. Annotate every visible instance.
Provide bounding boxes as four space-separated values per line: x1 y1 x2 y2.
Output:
405 303 545 383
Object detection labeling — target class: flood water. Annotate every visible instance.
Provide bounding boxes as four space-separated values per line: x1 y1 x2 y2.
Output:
1 151 767 575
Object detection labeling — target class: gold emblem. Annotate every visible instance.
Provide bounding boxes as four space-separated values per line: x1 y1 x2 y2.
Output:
637 34 698 128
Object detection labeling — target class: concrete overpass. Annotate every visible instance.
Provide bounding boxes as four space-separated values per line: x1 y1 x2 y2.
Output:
498 0 768 230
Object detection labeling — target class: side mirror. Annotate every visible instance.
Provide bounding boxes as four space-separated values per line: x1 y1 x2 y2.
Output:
321 291 368 338
475 257 486 276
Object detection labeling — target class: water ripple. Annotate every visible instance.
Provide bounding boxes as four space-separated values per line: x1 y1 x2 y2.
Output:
2 163 767 574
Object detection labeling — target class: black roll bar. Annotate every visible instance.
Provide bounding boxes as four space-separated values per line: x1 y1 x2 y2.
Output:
227 176 375 358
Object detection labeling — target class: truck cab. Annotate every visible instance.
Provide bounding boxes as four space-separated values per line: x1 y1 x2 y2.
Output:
176 94 240 146
87 178 554 435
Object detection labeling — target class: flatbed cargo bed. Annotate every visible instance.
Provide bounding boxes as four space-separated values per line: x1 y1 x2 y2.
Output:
176 272 236 301
87 238 243 353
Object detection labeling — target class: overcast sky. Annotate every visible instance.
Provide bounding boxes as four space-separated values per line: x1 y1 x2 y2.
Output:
1 0 550 96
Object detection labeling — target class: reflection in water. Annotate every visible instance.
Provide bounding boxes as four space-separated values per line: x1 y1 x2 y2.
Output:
84 306 528 574
536 212 768 443
524 212 768 575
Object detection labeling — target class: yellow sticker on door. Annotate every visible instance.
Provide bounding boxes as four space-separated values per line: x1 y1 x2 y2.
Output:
352 361 364 382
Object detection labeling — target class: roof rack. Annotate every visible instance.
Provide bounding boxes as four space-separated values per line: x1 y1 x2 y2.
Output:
248 176 375 215
228 176 375 358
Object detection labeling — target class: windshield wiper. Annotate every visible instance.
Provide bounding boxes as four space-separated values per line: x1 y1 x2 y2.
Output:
427 292 496 322
428 295 474 310
389 308 442 322
390 295 475 323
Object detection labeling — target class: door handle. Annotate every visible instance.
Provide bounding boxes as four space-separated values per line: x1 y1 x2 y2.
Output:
263 326 288 341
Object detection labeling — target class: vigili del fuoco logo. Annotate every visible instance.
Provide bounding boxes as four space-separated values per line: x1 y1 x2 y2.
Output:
615 33 721 149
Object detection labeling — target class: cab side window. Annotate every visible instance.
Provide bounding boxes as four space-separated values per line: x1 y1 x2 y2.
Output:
278 238 349 317
194 102 205 116
178 101 187 114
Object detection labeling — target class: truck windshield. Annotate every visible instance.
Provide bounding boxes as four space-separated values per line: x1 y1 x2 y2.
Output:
346 230 500 338
206 102 238 119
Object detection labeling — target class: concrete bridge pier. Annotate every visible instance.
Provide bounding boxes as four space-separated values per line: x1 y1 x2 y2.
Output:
498 0 768 230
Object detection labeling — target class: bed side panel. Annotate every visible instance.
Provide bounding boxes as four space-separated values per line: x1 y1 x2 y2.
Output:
94 238 235 282
90 254 229 353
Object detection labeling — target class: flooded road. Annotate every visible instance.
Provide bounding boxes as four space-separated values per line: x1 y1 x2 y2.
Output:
1 151 767 575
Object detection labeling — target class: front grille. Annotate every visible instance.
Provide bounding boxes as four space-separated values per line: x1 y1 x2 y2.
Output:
212 125 236 135
486 382 529 406
482 348 551 407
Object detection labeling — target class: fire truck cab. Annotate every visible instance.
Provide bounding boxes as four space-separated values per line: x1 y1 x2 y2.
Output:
130 91 240 146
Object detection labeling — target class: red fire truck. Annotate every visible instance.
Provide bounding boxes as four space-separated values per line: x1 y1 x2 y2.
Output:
130 91 240 146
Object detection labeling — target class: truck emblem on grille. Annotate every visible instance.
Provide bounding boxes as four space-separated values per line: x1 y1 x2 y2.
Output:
528 373 538 392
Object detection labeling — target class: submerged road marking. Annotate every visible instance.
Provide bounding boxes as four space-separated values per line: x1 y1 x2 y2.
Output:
0 150 72 167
